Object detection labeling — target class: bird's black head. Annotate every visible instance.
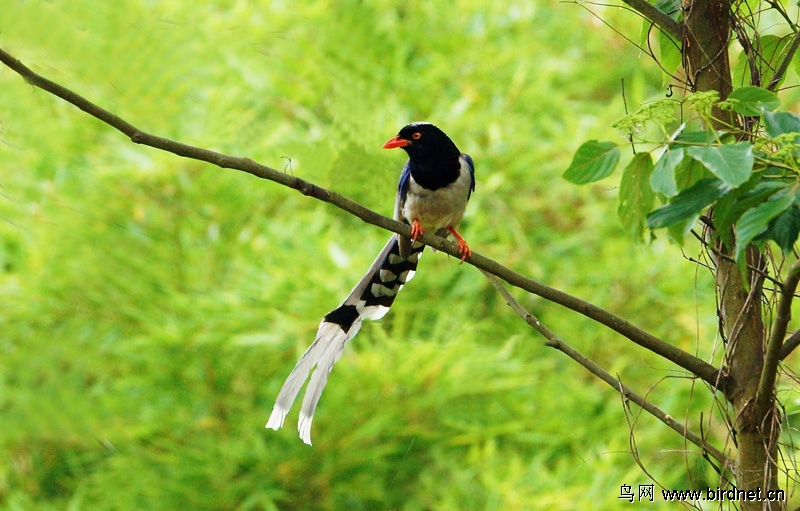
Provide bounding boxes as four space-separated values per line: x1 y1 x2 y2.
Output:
383 122 460 164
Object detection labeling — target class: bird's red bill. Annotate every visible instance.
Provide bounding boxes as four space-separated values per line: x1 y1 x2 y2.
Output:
383 136 409 149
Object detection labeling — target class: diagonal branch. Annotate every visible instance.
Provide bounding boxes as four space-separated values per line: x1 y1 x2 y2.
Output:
620 0 682 40
0 46 725 392
780 328 800 360
757 260 800 414
571 0 681 40
767 30 800 91
482 270 732 469
483 253 725 392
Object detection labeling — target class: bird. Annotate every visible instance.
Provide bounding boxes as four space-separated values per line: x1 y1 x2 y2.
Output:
265 122 475 444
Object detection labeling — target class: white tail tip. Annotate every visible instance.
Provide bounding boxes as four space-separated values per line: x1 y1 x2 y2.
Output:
265 406 288 431
298 413 314 445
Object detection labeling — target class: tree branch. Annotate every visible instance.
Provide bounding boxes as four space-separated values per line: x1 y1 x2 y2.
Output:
757 260 800 414
482 270 732 469
484 254 726 391
767 30 800 91
620 0 682 40
0 46 725 392
764 0 797 32
780 328 800 360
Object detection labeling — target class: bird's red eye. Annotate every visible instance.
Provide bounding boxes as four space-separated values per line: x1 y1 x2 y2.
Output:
412 132 422 140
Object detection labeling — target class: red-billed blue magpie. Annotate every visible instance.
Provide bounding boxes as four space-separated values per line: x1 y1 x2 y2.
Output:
266 122 475 444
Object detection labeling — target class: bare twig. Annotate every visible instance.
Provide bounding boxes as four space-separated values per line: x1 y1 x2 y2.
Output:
482 270 732 468
0 46 726 392
763 0 797 32
577 2 654 56
732 18 762 87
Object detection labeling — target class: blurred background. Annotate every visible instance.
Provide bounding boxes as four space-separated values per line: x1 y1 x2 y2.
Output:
3 1 796 509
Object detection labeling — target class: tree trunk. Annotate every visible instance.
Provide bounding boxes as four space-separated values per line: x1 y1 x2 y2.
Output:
715 246 779 509
683 0 781 507
682 0 733 102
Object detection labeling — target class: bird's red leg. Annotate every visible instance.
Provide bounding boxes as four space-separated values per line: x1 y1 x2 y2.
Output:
410 219 424 243
446 226 472 262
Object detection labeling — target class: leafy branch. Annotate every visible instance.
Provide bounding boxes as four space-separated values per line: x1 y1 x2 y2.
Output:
0 46 726 391
565 87 800 268
563 49 800 502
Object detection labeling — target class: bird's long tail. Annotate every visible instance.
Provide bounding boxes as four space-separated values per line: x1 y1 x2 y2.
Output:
265 234 424 444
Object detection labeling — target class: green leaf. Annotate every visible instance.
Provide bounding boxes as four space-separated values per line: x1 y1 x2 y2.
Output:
562 140 620 184
650 147 684 197
686 143 754 188
675 131 725 144
763 110 800 137
647 178 730 229
618 153 655 241
667 216 697 245
727 86 780 116
735 188 796 261
712 176 783 249
674 154 714 190
768 205 800 253
761 35 791 87
653 0 681 19
659 31 681 86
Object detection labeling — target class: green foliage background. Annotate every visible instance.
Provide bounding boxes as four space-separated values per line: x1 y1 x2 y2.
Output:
0 1 750 509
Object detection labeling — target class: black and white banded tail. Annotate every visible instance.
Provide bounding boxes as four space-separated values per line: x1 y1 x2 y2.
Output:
265 235 424 444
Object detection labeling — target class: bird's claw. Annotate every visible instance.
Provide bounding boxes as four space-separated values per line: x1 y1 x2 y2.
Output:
410 219 424 243
456 238 472 263
445 226 471 263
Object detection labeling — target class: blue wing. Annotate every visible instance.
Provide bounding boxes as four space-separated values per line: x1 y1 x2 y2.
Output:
393 161 414 258
397 160 411 204
394 160 412 224
461 153 476 200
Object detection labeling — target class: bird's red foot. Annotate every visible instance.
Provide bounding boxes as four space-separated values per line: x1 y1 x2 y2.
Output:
410 219 424 243
447 226 472 262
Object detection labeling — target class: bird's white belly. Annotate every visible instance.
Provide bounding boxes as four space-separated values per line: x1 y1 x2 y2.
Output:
402 178 470 232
